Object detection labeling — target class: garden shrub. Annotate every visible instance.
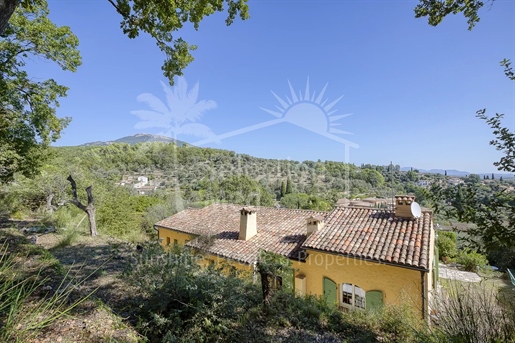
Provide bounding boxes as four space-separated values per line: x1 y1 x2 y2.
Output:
437 231 457 262
456 249 489 272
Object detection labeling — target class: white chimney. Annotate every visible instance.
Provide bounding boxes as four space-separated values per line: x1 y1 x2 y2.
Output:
307 216 324 236
239 207 257 240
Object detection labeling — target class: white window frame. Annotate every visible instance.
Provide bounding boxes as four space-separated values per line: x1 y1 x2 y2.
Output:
340 283 366 310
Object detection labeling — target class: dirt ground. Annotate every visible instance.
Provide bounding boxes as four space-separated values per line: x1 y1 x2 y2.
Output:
0 219 144 343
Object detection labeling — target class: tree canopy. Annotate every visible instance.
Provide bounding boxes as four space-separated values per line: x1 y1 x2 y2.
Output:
1 0 249 84
0 1 81 183
414 0 488 30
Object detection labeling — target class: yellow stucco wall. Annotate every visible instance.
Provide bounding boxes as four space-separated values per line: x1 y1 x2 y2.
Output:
157 226 432 316
157 227 195 246
293 249 426 315
157 227 254 277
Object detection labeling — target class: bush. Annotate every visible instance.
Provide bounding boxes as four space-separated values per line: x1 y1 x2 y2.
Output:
456 249 489 272
432 281 515 342
140 202 180 235
437 231 457 262
124 243 262 342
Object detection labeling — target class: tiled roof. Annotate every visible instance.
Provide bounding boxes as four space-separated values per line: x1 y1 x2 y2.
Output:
156 203 433 270
155 203 326 264
303 207 432 270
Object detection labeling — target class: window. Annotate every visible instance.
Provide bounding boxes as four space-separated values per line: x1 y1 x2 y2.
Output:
341 283 366 310
166 237 171 245
173 239 178 246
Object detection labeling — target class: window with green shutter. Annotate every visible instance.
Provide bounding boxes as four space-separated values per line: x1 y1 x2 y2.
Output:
365 290 383 312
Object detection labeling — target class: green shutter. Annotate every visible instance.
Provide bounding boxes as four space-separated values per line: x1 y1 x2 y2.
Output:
323 277 337 306
366 290 383 312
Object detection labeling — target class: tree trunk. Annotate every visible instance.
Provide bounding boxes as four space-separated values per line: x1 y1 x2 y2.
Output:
46 193 55 214
86 206 97 236
0 0 18 36
67 175 98 237
260 271 274 306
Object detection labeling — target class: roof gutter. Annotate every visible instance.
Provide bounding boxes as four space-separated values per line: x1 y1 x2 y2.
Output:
421 270 426 320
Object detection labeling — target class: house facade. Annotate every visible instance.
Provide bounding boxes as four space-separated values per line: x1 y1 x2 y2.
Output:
155 195 436 318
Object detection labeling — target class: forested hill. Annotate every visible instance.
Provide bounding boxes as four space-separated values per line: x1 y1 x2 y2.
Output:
55 141 429 205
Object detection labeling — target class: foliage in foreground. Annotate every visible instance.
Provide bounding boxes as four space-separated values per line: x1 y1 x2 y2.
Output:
0 238 93 342
124 243 433 343
432 281 515 343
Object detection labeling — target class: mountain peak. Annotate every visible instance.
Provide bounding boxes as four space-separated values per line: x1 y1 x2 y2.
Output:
81 134 186 146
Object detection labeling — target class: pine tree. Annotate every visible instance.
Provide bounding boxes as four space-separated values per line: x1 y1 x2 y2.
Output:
286 177 293 195
281 180 286 198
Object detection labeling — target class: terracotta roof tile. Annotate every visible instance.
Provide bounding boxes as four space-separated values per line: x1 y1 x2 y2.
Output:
155 203 325 264
156 203 433 270
303 207 432 270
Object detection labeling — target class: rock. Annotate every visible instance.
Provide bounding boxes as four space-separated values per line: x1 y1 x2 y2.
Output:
41 285 53 291
28 235 38 244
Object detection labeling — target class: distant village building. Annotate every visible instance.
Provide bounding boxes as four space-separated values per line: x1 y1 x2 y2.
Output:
336 197 394 209
116 175 157 195
416 180 431 188
133 176 149 189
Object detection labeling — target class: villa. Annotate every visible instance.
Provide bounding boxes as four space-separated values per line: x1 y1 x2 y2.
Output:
155 195 436 318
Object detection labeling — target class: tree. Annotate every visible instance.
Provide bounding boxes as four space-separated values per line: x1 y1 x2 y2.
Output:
285 177 293 195
256 250 292 306
414 0 486 30
67 175 97 236
0 1 81 183
1 0 249 84
219 175 274 206
280 180 286 198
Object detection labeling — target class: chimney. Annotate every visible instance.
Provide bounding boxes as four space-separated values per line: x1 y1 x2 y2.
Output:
395 195 416 218
307 216 324 236
239 207 257 240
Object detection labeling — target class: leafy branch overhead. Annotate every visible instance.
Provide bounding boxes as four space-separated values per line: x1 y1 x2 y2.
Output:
1 0 249 84
414 0 488 30
106 0 250 84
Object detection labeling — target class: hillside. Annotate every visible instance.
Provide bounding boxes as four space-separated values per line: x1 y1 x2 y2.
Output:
0 223 429 343
81 133 187 146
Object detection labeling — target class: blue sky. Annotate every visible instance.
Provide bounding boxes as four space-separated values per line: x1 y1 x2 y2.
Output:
29 0 515 173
